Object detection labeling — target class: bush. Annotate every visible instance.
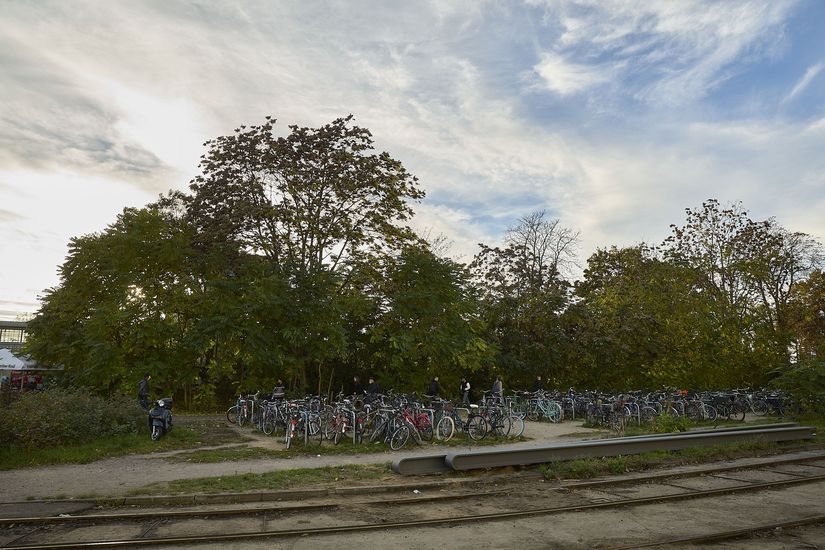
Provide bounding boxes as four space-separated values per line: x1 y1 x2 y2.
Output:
651 412 690 433
770 360 825 415
0 388 145 448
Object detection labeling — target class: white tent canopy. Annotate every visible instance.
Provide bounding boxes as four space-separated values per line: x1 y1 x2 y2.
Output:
0 348 37 370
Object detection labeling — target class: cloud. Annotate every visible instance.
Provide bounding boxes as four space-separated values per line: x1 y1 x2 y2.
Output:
0 208 25 223
533 52 610 95
0 0 821 319
528 0 798 105
782 62 825 105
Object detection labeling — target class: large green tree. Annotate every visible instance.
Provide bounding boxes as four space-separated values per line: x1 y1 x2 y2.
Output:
472 211 577 389
184 116 426 393
369 244 492 395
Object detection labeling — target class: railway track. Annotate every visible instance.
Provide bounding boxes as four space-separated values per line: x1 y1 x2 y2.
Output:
3 450 825 548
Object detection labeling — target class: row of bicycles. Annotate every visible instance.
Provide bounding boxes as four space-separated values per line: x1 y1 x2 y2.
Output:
225 391 525 450
506 389 791 433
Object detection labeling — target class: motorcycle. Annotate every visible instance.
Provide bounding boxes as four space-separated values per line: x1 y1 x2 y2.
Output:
148 397 173 440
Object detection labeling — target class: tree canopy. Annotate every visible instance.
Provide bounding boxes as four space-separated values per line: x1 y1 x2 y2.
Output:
25 118 825 404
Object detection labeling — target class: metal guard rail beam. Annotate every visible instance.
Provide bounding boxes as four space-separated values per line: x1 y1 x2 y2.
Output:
446 425 815 471
391 424 814 475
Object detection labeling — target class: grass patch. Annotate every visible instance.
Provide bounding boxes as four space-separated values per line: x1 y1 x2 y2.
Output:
539 437 779 480
0 419 251 470
128 463 392 495
168 445 279 463
0 428 202 470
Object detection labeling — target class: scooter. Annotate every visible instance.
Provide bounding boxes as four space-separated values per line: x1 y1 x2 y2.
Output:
148 397 173 440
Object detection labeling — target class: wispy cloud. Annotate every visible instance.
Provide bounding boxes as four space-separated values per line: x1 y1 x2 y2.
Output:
533 52 611 95
0 0 822 320
528 0 798 105
0 208 25 223
782 62 825 105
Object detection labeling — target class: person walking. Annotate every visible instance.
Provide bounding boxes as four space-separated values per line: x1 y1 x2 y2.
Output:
138 373 151 411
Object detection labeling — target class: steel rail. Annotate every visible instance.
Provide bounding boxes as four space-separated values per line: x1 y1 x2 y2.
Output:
0 490 506 526
7 451 825 527
6 469 825 548
601 514 825 549
392 423 812 475
566 450 825 489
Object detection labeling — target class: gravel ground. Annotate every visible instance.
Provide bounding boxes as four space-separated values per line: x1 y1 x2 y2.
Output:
0 418 599 501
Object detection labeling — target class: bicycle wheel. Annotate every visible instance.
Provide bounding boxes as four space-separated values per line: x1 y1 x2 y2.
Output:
262 411 275 435
508 415 524 438
308 416 323 444
492 414 511 437
407 421 423 445
322 412 337 440
751 399 769 416
546 402 562 423
226 405 238 424
285 423 294 449
728 404 746 422
370 419 389 443
389 425 410 451
436 416 455 441
703 405 718 422
640 406 658 423
686 404 701 421
467 415 488 441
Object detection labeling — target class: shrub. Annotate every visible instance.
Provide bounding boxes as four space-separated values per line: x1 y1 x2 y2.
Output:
0 388 144 448
651 412 690 433
770 359 825 415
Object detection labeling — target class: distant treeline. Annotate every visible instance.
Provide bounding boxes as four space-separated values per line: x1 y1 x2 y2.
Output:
24 116 825 408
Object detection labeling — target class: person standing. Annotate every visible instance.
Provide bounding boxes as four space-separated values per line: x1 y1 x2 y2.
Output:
532 375 543 393
366 377 381 395
138 373 151 411
491 376 503 404
427 376 441 397
350 376 364 395
271 379 286 400
460 378 471 406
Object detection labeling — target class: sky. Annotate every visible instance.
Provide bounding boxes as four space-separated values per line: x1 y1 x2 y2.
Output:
2 0 825 320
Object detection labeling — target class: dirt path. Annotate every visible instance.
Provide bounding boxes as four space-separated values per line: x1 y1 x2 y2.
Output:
0 419 600 501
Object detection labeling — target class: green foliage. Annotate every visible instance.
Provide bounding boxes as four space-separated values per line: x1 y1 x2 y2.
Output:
470 210 576 389
371 245 493 393
651 412 691 433
0 388 144 449
770 359 825 414
21 105 825 403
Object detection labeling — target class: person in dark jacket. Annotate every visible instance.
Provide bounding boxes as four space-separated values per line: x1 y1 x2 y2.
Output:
427 377 441 397
138 373 151 411
366 377 381 395
350 376 364 395
532 375 543 393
